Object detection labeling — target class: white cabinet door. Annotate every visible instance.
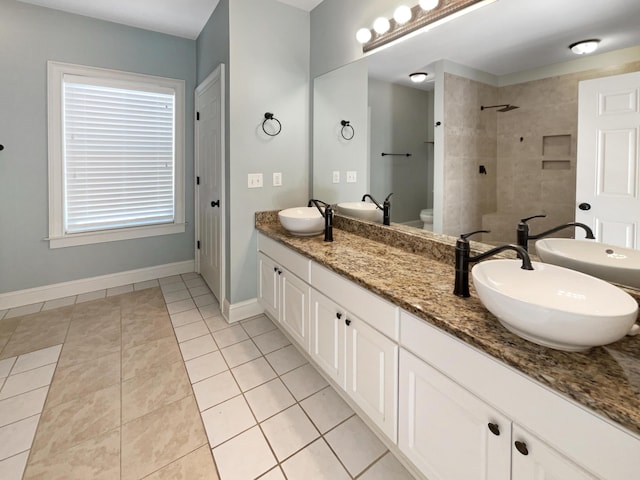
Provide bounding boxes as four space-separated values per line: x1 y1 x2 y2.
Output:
310 289 346 389
346 314 398 442
257 252 278 320
398 349 511 480
512 425 599 480
280 269 310 351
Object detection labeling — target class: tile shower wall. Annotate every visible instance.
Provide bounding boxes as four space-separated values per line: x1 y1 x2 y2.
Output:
443 73 498 236
484 60 640 244
443 61 640 244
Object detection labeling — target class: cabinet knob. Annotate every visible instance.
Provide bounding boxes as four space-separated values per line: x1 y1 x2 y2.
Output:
278 269 282 275
515 441 529 456
487 423 500 436
273 267 278 272
345 319 351 326
336 313 342 319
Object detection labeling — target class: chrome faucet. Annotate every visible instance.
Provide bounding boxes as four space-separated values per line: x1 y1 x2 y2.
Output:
361 192 393 225
308 199 333 242
454 230 533 298
516 214 595 251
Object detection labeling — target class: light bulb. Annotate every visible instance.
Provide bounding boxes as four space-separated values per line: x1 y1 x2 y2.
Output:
373 17 390 34
356 28 372 44
419 0 439 11
394 5 412 25
569 39 600 55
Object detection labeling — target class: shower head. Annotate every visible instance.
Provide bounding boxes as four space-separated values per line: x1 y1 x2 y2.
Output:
480 104 520 112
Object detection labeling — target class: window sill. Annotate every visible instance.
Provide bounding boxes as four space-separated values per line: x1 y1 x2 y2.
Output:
48 223 186 249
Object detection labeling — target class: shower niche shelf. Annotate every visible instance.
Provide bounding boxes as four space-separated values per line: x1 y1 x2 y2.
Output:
542 134 571 157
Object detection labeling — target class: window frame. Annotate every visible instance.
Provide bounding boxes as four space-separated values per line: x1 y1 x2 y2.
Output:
47 61 186 248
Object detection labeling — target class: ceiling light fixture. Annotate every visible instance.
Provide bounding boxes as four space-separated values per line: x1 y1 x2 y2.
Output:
409 72 429 83
356 0 497 52
569 39 600 55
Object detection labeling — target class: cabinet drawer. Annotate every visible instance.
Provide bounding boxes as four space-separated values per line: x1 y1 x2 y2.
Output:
258 233 310 282
311 263 399 340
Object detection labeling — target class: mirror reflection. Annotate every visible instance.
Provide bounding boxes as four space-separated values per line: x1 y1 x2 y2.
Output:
312 0 640 258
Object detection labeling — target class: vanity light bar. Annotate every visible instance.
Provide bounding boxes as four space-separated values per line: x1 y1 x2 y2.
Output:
359 0 496 53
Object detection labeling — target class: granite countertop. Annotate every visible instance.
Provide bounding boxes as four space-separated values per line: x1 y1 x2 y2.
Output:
255 212 640 437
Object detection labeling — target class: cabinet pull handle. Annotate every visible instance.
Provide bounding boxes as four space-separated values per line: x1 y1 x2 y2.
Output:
487 423 500 436
336 313 342 319
345 319 351 326
515 441 529 456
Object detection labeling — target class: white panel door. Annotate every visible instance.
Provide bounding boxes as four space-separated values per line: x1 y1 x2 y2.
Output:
196 65 225 301
309 289 346 389
398 349 511 480
346 315 398 441
577 71 640 248
512 425 598 480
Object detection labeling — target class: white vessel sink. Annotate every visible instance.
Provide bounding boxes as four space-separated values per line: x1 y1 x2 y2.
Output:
536 238 640 289
337 202 383 223
472 259 639 352
278 207 324 236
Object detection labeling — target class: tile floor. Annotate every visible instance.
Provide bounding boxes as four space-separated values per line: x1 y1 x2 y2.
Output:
0 274 416 479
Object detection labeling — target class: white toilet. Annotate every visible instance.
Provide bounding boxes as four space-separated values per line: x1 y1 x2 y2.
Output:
420 208 433 230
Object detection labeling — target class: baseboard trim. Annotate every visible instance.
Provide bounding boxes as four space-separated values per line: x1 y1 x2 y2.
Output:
223 297 263 324
0 260 195 310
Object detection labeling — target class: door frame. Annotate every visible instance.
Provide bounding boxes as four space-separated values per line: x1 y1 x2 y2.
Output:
194 64 226 304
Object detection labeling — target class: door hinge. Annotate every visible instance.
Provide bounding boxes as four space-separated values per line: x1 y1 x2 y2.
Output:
196 111 200 121
197 240 201 250
196 176 200 185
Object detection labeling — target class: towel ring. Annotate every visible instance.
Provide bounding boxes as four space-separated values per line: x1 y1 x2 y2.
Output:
340 120 354 140
262 112 282 136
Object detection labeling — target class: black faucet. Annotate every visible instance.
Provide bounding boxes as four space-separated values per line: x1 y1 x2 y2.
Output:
454 230 534 298
516 214 595 251
361 192 394 225
308 199 333 242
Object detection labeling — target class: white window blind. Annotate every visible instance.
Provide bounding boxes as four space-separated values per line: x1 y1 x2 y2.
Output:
62 76 176 234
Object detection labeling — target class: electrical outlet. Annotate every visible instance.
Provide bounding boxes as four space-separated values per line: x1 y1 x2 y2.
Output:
248 173 263 188
332 171 340 183
273 172 282 186
346 171 357 183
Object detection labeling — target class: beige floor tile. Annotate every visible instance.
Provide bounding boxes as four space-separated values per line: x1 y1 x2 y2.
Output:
122 360 192 423
122 336 181 381
121 395 207 480
29 384 120 464
119 288 166 315
121 314 173 351
1 311 71 359
46 352 120 409
23 428 120 480
144 445 219 480
57 329 121 370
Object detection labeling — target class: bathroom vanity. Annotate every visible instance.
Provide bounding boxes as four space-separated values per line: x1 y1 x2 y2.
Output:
255 211 640 480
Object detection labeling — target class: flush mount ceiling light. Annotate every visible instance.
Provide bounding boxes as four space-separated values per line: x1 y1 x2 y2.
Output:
409 72 429 83
394 5 413 25
569 39 600 55
356 0 496 52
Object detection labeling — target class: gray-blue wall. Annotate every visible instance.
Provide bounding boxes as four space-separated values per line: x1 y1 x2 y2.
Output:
0 0 196 293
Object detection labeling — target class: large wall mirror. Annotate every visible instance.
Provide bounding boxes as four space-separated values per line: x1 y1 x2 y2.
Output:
312 0 640 261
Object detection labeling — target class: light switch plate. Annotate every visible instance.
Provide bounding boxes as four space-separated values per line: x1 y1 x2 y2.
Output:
273 172 282 187
248 173 263 188
346 171 357 183
332 171 340 183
